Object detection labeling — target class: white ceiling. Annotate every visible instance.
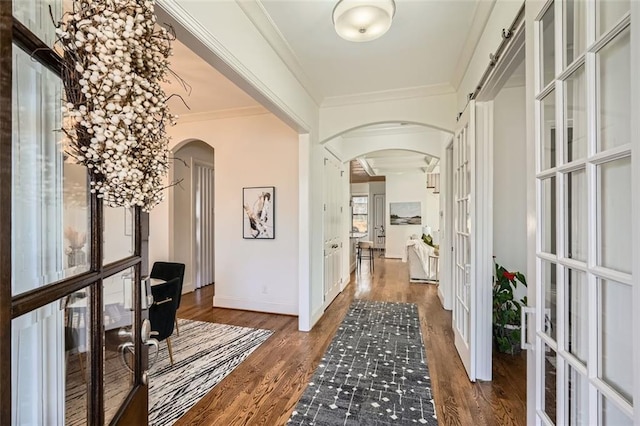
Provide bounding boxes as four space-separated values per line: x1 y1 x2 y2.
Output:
162 39 261 117
358 149 438 176
160 1 468 178
259 0 483 99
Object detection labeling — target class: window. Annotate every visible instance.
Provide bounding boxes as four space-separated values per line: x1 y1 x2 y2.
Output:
351 196 368 233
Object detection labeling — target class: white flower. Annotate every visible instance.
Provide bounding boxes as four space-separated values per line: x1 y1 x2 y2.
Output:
57 0 176 211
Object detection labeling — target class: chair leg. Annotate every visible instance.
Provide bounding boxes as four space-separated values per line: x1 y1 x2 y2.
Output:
167 337 174 365
175 318 180 337
371 248 374 272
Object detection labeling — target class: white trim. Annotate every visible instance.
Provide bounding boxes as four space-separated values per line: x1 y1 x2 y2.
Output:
321 83 455 108
177 106 269 123
474 101 493 381
631 2 640 423
439 138 454 311
450 0 497 90
155 0 312 133
524 4 539 425
298 134 311 331
213 296 297 316
235 0 323 106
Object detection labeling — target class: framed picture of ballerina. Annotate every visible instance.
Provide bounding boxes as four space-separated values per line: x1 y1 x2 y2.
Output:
243 186 275 239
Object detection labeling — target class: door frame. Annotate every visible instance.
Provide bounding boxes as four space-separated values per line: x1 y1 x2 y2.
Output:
372 193 385 251
440 140 454 310
0 6 148 424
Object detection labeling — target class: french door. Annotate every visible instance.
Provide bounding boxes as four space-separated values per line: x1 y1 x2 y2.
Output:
533 0 637 424
452 102 476 381
0 2 149 424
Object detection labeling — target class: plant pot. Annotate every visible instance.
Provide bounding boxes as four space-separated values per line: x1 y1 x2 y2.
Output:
493 324 522 355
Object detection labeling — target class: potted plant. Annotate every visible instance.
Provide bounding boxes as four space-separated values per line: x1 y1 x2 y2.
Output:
493 257 527 355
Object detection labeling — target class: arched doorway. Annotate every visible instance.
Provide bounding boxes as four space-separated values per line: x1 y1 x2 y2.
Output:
172 139 215 292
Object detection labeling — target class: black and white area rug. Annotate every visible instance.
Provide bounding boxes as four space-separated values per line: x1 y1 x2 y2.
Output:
148 319 273 425
289 300 438 425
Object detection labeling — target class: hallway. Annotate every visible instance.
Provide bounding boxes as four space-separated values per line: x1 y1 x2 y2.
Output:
175 258 526 425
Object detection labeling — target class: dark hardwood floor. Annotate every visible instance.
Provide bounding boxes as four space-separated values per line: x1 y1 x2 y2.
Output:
174 257 526 425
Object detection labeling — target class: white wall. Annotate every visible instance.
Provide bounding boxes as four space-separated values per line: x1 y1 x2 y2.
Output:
385 172 439 258
336 130 446 162
149 112 300 315
493 85 527 296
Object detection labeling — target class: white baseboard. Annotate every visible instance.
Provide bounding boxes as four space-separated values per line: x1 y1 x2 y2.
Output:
182 281 195 294
437 286 451 310
213 296 297 316
341 274 350 290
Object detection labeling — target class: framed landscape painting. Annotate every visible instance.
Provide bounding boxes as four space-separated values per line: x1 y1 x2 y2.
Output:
389 202 422 225
243 186 275 239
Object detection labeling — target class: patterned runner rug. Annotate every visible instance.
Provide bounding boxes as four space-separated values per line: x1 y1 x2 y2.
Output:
289 300 438 425
149 318 272 425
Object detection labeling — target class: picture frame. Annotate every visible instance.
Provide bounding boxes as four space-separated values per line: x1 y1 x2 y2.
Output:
243 186 275 239
389 202 422 225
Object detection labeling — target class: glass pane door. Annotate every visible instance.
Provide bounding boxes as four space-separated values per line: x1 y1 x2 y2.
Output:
534 1 634 424
6 4 149 423
452 102 475 380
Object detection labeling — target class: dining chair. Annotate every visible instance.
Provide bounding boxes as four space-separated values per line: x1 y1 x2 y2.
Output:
148 277 181 365
150 262 185 335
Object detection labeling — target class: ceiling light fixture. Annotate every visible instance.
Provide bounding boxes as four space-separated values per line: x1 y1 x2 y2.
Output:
332 0 396 42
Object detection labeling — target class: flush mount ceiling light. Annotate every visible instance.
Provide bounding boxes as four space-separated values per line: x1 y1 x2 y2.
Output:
333 0 396 42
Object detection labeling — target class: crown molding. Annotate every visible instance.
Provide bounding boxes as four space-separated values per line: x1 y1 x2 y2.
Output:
237 0 323 106
341 123 440 138
177 106 269 123
451 0 496 90
321 83 455 108
156 0 312 132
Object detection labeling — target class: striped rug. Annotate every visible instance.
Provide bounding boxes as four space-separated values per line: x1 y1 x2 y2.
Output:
149 319 273 425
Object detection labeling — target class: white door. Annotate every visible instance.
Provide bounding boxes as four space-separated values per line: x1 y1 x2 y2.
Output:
373 194 385 250
323 156 342 307
531 1 637 424
453 101 476 381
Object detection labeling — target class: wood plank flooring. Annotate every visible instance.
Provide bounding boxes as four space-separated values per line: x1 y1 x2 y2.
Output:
174 257 526 426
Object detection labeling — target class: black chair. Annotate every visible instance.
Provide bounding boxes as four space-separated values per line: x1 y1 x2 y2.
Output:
150 262 186 335
149 277 181 365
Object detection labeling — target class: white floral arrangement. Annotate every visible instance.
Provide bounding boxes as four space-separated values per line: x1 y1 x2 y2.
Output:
55 0 176 211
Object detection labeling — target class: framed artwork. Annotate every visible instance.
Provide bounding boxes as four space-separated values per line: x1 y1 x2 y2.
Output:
243 186 275 239
389 202 422 225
